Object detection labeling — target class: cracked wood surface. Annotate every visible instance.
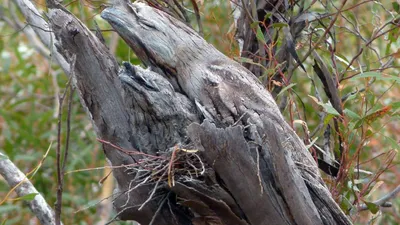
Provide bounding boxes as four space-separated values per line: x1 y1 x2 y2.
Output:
48 6 190 225
47 1 352 224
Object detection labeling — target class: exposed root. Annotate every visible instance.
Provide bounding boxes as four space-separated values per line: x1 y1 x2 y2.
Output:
104 142 206 211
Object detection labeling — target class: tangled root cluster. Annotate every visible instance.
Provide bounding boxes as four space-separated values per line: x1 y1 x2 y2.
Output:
98 139 207 211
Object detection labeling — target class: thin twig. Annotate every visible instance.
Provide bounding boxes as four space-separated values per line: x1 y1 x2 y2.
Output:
357 185 400 212
138 170 167 211
62 70 75 172
190 0 203 36
104 204 142 225
149 192 170 225
256 147 263 194
292 0 348 72
172 0 190 23
97 138 165 159
55 55 76 225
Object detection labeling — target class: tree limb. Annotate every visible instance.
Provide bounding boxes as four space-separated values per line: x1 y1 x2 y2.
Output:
0 152 60 225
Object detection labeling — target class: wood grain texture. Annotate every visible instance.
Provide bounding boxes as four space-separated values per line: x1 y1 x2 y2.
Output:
45 1 352 224
48 6 190 225
101 2 352 224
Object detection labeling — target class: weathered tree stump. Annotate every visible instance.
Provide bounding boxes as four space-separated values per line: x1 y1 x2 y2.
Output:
47 1 352 224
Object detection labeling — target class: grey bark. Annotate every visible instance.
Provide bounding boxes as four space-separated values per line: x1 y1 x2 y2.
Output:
12 0 70 74
43 1 352 224
0 152 60 225
232 0 342 175
48 7 189 225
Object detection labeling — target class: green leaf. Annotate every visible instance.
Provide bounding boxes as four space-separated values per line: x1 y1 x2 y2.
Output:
308 95 341 116
344 92 358 102
350 72 400 83
322 103 341 116
348 121 356 131
277 83 297 97
391 102 400 111
0 39 3 52
323 114 334 125
344 108 361 120
18 193 39 201
393 2 400 14
385 40 393 56
388 28 399 42
335 53 354 70
384 136 400 150
365 201 379 214
339 195 353 211
256 26 266 45
234 56 254 64
264 12 272 21
272 22 288 28
250 21 259 29
353 118 365 129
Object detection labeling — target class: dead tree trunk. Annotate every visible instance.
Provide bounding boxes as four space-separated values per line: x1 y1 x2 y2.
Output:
47 1 352 224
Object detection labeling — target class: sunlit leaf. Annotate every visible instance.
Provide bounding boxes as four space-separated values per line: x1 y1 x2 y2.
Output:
272 22 288 28
308 95 340 116
264 12 272 21
350 72 400 83
322 103 341 116
344 108 361 120
256 26 266 45
16 193 39 201
335 53 355 70
323 114 335 125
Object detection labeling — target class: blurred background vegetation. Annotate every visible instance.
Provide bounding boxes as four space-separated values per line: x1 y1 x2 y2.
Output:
0 0 399 224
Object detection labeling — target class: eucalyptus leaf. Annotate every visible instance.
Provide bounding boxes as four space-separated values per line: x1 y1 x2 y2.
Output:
18 193 39 201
